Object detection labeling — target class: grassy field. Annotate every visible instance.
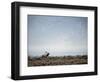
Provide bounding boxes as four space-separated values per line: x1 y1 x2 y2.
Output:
28 55 88 66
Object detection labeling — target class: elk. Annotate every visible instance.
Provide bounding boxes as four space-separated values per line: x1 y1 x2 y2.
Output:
41 51 50 58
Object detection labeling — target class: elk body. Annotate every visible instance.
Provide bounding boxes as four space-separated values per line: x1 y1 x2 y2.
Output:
41 51 50 58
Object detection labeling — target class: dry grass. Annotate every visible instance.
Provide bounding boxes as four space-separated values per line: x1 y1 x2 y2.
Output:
28 55 88 66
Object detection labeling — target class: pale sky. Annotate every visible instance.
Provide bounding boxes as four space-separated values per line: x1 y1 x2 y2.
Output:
28 15 87 56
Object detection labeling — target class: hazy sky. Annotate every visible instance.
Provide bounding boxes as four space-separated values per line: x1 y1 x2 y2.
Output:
28 15 87 56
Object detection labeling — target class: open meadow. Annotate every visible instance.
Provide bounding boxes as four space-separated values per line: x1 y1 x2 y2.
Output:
28 55 87 66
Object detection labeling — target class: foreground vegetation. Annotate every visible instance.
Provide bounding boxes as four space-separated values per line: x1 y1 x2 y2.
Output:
28 55 88 66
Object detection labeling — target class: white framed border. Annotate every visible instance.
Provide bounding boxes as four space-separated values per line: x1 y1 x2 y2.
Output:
20 6 95 76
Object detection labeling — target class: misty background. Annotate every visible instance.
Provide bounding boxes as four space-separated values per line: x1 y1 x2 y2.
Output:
28 15 88 57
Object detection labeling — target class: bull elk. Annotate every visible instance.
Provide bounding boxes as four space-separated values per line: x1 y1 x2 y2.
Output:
41 51 50 58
